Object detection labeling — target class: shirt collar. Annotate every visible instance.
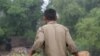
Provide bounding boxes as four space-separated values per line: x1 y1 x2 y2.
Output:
47 21 57 24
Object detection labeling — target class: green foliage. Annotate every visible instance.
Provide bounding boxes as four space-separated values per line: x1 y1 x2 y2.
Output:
24 30 36 39
7 5 27 14
0 0 42 37
60 2 85 25
75 7 100 50
0 27 5 36
76 0 100 11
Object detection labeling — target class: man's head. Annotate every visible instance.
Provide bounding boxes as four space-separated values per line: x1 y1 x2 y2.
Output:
43 9 57 23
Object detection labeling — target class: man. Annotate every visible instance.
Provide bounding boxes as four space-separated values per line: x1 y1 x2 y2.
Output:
29 9 78 56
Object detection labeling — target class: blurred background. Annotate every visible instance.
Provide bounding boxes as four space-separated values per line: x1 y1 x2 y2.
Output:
0 0 100 56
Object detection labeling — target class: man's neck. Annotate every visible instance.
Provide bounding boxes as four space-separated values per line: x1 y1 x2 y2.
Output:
47 21 57 24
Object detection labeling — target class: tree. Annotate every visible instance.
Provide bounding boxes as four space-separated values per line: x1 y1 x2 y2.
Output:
75 7 100 56
76 0 100 11
49 0 86 35
0 0 42 36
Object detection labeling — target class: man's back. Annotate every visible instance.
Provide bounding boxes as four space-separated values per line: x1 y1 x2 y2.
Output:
29 9 78 56
41 21 77 56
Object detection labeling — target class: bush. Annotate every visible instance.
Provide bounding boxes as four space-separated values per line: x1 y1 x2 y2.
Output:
24 30 36 40
0 27 5 36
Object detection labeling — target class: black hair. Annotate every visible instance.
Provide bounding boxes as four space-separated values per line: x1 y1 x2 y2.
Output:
44 9 57 20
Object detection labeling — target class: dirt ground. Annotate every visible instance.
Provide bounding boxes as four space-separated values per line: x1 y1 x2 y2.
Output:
0 36 33 56
0 47 29 56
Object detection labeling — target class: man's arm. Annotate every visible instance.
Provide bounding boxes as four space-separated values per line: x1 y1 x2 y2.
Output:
72 52 79 56
29 27 44 56
65 28 78 56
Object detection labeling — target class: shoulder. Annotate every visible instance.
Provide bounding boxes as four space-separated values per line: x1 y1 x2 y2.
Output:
57 24 69 31
40 24 51 29
63 26 69 31
37 25 48 32
37 27 44 33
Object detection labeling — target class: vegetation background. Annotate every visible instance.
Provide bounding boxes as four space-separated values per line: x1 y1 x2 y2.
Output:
0 0 100 56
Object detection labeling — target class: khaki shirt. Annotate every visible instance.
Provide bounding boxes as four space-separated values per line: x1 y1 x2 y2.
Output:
32 21 77 56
